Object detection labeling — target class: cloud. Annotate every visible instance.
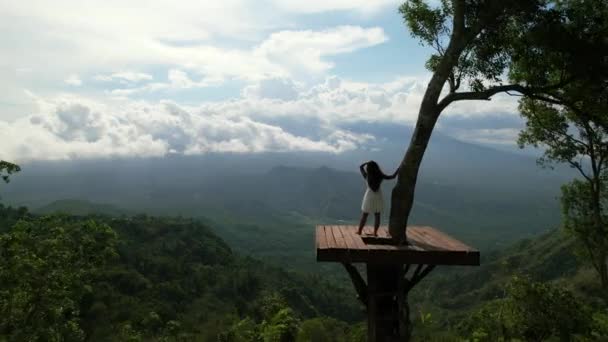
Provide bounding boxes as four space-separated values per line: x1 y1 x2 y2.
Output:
109 69 221 96
64 75 82 86
1 0 389 98
242 77 302 101
205 75 429 127
448 128 522 146
269 0 399 14
0 94 374 161
0 74 523 161
197 75 521 144
94 71 153 83
254 26 388 75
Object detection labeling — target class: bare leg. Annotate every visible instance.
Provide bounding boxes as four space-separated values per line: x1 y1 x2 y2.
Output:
373 213 380 236
357 213 369 234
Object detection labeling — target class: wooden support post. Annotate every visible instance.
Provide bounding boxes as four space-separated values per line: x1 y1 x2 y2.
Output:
348 263 436 342
367 263 401 342
317 226 478 341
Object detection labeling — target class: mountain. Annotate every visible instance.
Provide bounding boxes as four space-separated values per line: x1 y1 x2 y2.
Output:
1 125 576 257
35 199 132 216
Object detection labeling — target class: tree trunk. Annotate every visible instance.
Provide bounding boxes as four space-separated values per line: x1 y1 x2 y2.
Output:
601 250 608 291
388 104 441 241
387 12 469 242
589 179 608 290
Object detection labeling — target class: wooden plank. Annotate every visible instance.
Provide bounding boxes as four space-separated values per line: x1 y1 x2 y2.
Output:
331 225 349 249
407 229 427 248
340 226 367 253
341 226 368 251
426 226 473 250
316 225 328 249
338 226 355 250
377 226 390 238
422 226 466 251
325 225 337 249
358 224 373 236
317 247 479 265
417 228 446 250
316 225 480 266
409 227 442 251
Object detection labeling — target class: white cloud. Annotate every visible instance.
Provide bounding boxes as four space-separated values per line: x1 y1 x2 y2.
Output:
0 93 374 161
208 75 430 126
109 69 221 96
242 77 302 101
449 128 522 146
254 26 388 75
93 71 153 83
64 75 82 86
1 0 389 103
0 72 523 161
269 0 399 14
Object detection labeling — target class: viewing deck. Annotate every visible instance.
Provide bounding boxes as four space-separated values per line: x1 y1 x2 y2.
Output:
316 225 479 265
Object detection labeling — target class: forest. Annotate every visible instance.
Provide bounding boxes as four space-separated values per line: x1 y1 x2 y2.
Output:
0 203 607 341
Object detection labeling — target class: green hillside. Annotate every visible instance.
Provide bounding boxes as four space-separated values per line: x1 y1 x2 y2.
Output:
412 229 605 328
0 205 363 341
1 203 606 341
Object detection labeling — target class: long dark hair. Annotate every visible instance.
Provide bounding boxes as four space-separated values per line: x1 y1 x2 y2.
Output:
366 161 383 192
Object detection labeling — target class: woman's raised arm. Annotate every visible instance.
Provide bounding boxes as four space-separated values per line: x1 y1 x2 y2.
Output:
359 162 368 178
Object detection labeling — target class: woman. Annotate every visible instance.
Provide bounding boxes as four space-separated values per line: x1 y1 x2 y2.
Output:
356 160 399 236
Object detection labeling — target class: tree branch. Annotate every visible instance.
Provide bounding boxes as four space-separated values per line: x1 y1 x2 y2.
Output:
568 160 593 183
437 84 528 112
437 76 575 112
452 0 466 38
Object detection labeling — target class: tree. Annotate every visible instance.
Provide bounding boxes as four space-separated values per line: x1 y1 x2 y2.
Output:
296 317 349 342
391 0 584 242
0 160 20 184
0 216 118 341
561 179 608 290
514 0 608 290
459 276 591 341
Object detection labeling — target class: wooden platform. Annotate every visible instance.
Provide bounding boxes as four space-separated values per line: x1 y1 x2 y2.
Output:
316 225 479 265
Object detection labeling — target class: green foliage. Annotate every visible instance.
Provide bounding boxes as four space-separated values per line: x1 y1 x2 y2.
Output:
515 0 608 290
260 308 300 342
0 160 20 184
400 0 549 93
0 216 118 341
0 206 361 341
222 296 360 342
296 317 350 342
590 310 608 339
1 204 606 341
459 276 591 341
561 179 608 282
510 0 608 112
399 0 449 48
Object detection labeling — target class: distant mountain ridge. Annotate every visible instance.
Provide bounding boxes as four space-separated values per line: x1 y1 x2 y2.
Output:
21 163 562 252
35 199 132 216
2 126 574 250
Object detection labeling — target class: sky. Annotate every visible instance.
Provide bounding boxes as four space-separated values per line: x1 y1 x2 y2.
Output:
0 0 524 162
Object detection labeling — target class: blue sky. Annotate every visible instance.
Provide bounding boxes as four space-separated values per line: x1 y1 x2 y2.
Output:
0 0 523 161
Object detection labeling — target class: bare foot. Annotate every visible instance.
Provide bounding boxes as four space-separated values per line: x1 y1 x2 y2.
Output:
355 230 362 235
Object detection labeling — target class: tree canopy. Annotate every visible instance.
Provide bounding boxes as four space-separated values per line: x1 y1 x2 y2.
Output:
0 161 20 184
390 0 598 241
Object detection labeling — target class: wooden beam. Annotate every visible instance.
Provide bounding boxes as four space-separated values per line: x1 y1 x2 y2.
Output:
342 263 368 306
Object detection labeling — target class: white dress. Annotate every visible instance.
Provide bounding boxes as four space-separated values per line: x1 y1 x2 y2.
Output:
361 183 384 214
